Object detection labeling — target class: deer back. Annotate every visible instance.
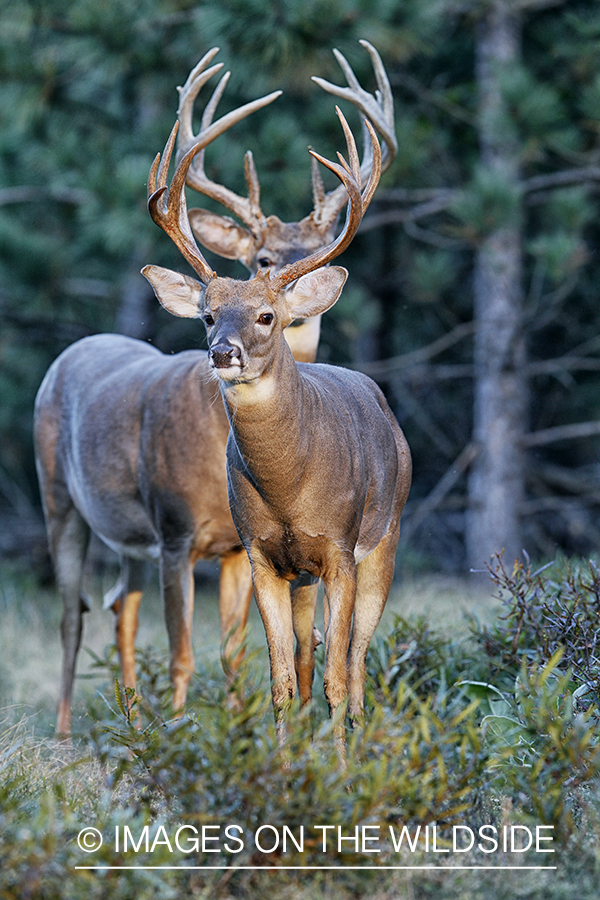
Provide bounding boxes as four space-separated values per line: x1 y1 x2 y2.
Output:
34 334 238 560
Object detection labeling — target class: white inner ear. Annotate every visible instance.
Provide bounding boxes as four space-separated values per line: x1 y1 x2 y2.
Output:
141 265 206 318
283 266 348 322
188 209 255 265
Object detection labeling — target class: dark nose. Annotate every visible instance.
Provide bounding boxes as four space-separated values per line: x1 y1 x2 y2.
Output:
209 341 241 368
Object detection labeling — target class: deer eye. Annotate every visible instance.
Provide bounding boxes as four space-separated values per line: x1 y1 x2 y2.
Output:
257 257 272 269
257 313 273 326
203 313 215 326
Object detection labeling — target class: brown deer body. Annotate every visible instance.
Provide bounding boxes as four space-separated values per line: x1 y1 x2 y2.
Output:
35 44 396 735
143 109 411 742
215 299 410 728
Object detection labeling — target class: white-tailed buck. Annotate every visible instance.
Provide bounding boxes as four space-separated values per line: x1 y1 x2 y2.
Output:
34 44 396 736
142 106 411 746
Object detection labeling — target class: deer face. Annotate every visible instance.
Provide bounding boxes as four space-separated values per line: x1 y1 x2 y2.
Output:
202 267 348 384
188 210 337 274
201 275 279 382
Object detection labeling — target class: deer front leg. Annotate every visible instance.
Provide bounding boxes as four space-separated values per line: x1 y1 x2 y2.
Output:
160 551 195 712
218 549 254 674
290 573 319 707
249 555 296 741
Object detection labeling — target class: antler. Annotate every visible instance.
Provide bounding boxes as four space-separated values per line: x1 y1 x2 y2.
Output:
175 42 394 242
176 47 282 237
273 107 381 290
148 107 380 289
148 122 215 284
310 40 397 230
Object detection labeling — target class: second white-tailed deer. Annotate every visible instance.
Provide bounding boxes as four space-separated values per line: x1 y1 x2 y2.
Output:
34 45 397 736
143 108 411 746
177 41 397 363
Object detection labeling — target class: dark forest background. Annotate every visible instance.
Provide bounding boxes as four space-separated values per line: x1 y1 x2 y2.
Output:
2 0 600 576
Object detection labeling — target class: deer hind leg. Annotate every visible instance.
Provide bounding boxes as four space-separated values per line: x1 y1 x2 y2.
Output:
348 529 399 725
322 556 357 751
49 506 91 737
104 558 147 695
160 551 195 713
218 549 253 675
290 573 319 707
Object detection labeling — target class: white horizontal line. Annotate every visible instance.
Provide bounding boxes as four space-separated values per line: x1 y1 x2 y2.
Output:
75 865 557 871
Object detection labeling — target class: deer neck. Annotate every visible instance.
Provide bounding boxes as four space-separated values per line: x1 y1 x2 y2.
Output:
219 339 310 490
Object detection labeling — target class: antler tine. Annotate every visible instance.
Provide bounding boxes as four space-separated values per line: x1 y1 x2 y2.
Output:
243 150 263 224
147 122 215 285
359 40 394 129
178 68 231 199
336 108 361 184
311 41 396 228
176 47 224 159
274 107 381 290
310 151 326 219
360 118 382 209
175 49 282 234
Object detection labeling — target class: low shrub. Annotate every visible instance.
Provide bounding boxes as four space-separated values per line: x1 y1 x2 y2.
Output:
4 558 600 898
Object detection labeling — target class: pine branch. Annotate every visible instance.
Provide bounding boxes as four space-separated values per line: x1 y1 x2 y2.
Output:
524 166 600 196
403 219 468 250
355 321 475 378
514 0 566 10
0 311 90 343
528 356 600 377
534 461 600 496
362 190 457 232
391 71 476 126
521 494 600 514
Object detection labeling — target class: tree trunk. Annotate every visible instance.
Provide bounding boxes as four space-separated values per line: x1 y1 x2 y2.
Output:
466 2 528 569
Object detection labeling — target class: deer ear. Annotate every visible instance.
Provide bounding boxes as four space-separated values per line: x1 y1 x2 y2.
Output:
141 265 206 318
283 315 321 364
282 266 348 322
188 209 255 264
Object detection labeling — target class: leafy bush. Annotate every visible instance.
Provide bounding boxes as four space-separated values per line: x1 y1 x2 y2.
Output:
367 613 477 699
472 554 600 702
